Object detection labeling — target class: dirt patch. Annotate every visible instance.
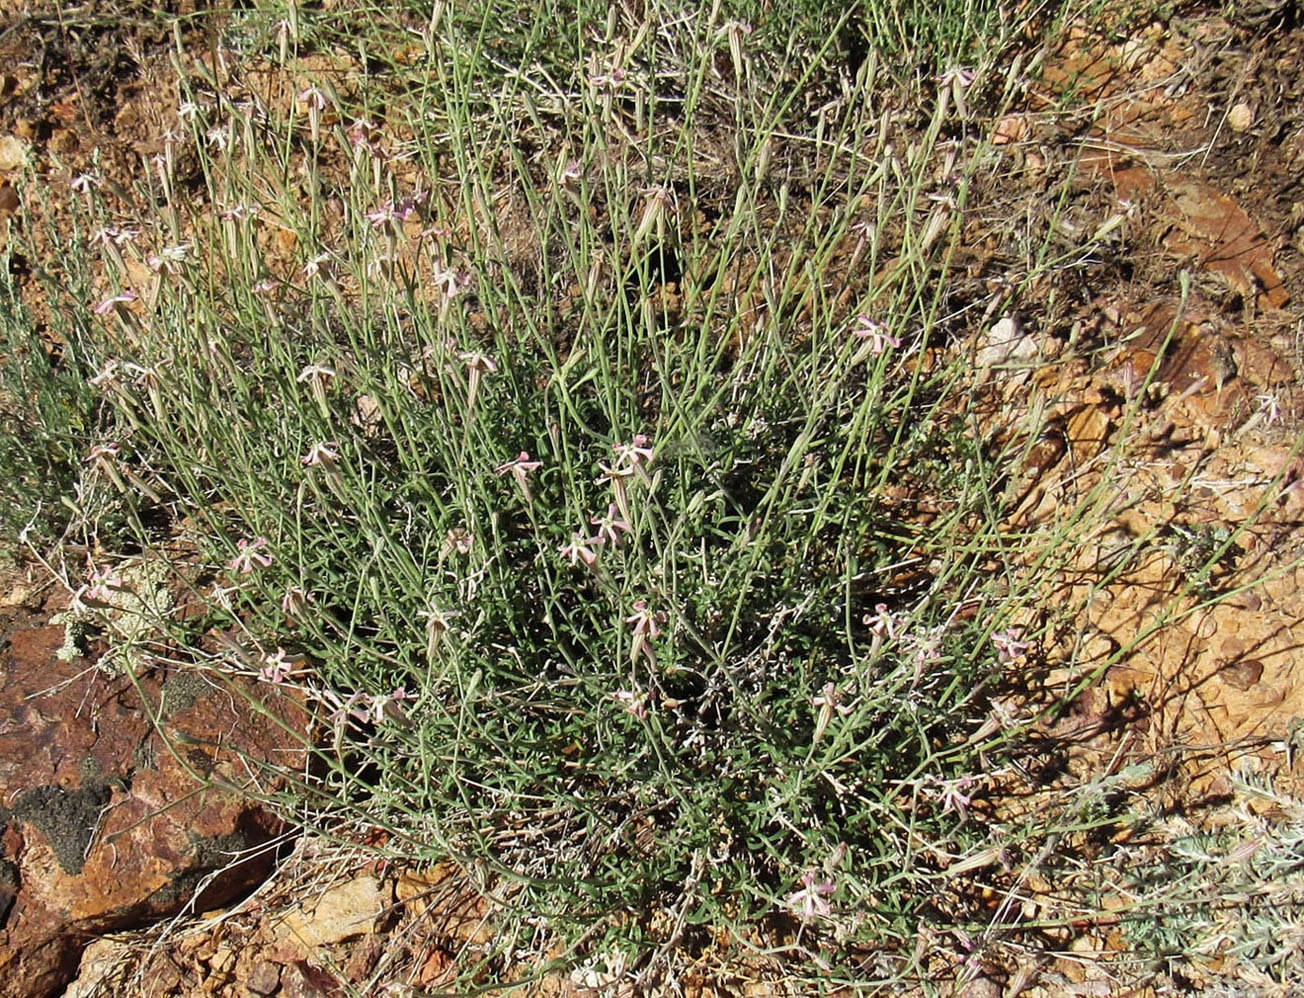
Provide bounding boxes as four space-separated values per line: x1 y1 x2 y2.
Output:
1006 10 1304 788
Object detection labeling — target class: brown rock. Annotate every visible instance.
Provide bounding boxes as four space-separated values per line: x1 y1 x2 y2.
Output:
246 960 282 995
62 937 137 998
280 960 341 998
959 970 1004 998
1219 658 1264 692
0 615 308 998
1233 336 1295 390
343 933 385 982
1100 304 1268 431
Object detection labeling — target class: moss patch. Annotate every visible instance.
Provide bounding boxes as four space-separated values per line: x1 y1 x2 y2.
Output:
12 783 112 875
159 667 210 720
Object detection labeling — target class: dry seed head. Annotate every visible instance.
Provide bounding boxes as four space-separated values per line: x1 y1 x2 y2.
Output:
633 186 674 245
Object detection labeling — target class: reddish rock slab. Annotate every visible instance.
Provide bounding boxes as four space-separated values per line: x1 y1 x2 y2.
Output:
0 614 308 998
1162 176 1290 310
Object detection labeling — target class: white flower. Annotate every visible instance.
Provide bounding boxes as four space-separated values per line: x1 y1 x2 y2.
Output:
301 441 341 467
559 531 602 568
297 364 337 384
297 86 328 110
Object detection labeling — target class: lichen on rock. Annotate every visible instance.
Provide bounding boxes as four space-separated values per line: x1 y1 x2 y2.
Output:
50 560 175 675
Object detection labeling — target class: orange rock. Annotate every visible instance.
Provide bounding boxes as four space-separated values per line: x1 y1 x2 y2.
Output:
0 617 307 998
992 114 1030 145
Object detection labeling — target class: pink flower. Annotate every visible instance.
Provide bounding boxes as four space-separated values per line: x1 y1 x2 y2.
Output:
431 261 471 299
280 586 314 618
863 603 903 641
297 364 336 417
786 870 836 922
368 688 414 726
849 219 875 245
297 86 328 111
991 629 1031 664
221 202 261 222
88 360 123 389
624 599 666 665
812 682 852 716
559 531 603 568
595 461 634 486
495 451 543 502
908 628 944 671
442 527 473 558
259 647 298 684
229 536 273 574
91 226 138 247
297 86 328 142
612 434 654 470
1257 392 1283 425
325 690 374 727
634 187 674 244
324 687 412 730
935 66 977 88
84 443 121 463
347 119 383 155
147 243 192 274
612 689 647 719
92 291 138 316
460 350 497 375
811 681 853 745
595 461 635 522
589 66 627 89
302 441 341 468
460 351 497 412
419 603 460 658
302 252 336 280
84 565 123 603
852 315 900 353
933 775 975 822
589 504 632 545
366 195 423 228
365 201 397 227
